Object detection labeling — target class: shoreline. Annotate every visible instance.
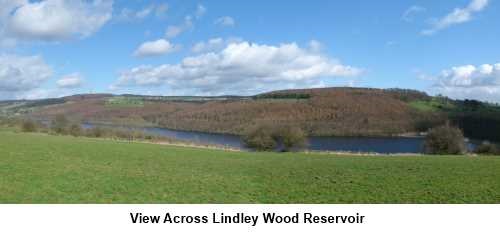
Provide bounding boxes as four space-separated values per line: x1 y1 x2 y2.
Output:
68 120 427 139
2 129 481 157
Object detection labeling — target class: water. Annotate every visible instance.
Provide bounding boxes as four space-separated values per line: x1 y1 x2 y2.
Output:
308 136 426 154
81 123 472 154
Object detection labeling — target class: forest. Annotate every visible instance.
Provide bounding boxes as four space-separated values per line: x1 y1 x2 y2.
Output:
1 87 499 142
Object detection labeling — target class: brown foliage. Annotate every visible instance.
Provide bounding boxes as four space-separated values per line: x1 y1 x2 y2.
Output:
51 114 69 134
151 88 426 136
424 125 466 155
21 120 37 132
278 126 308 151
29 88 435 137
68 123 83 137
243 125 277 151
243 124 308 152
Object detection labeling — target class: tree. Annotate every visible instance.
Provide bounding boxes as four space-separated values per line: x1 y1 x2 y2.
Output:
243 125 277 151
68 123 83 137
86 127 104 138
279 126 308 152
243 124 308 152
21 120 37 132
51 114 69 134
474 141 499 155
424 125 466 155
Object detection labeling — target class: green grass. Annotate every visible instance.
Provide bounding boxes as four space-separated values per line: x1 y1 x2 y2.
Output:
409 98 456 112
0 131 499 203
409 100 440 112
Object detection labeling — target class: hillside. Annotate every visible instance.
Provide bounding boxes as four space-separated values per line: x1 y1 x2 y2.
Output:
2 87 500 141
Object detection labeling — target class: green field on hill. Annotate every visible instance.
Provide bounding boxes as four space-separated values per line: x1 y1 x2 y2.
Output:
0 130 499 203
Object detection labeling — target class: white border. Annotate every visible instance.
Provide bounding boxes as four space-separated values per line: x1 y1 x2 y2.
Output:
1 205 499 234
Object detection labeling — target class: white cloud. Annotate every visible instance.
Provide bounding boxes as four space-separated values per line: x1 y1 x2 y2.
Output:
191 37 242 53
14 88 76 100
214 16 235 27
436 63 500 87
195 4 206 19
57 73 84 89
0 0 26 18
165 16 193 38
14 88 53 100
422 0 489 35
0 54 57 99
0 54 87 100
165 4 205 38
0 54 53 92
116 8 133 20
136 6 154 19
0 0 26 46
430 63 500 102
192 38 223 53
115 41 362 95
165 25 183 38
308 40 323 52
133 39 179 57
116 3 168 21
2 0 113 42
402 5 426 22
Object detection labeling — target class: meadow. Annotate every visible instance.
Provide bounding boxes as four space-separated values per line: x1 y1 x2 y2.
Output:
0 130 499 203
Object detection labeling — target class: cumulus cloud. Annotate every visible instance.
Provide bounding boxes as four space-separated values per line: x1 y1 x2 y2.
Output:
192 38 223 53
402 5 426 22
115 41 362 95
0 54 86 100
13 88 54 100
133 39 179 57
0 0 24 46
191 37 242 53
1 0 113 42
13 87 77 100
422 0 488 35
214 16 235 27
308 40 323 52
0 54 53 92
57 73 84 89
431 63 500 102
0 0 26 18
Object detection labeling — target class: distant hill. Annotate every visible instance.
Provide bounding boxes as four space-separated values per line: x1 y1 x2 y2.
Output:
2 87 500 141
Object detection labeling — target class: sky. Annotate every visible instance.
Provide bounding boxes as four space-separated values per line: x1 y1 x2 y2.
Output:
0 0 499 102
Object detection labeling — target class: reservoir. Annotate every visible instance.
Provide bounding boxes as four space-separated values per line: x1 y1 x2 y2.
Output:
82 123 480 154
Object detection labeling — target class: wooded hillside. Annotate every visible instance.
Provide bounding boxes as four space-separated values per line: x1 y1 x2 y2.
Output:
3 87 499 140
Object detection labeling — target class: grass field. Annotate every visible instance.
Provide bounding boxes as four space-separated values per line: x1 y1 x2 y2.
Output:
105 97 144 107
408 98 456 112
0 131 499 203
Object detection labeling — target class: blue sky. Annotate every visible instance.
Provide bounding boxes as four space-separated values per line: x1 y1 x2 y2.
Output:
1 0 499 102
